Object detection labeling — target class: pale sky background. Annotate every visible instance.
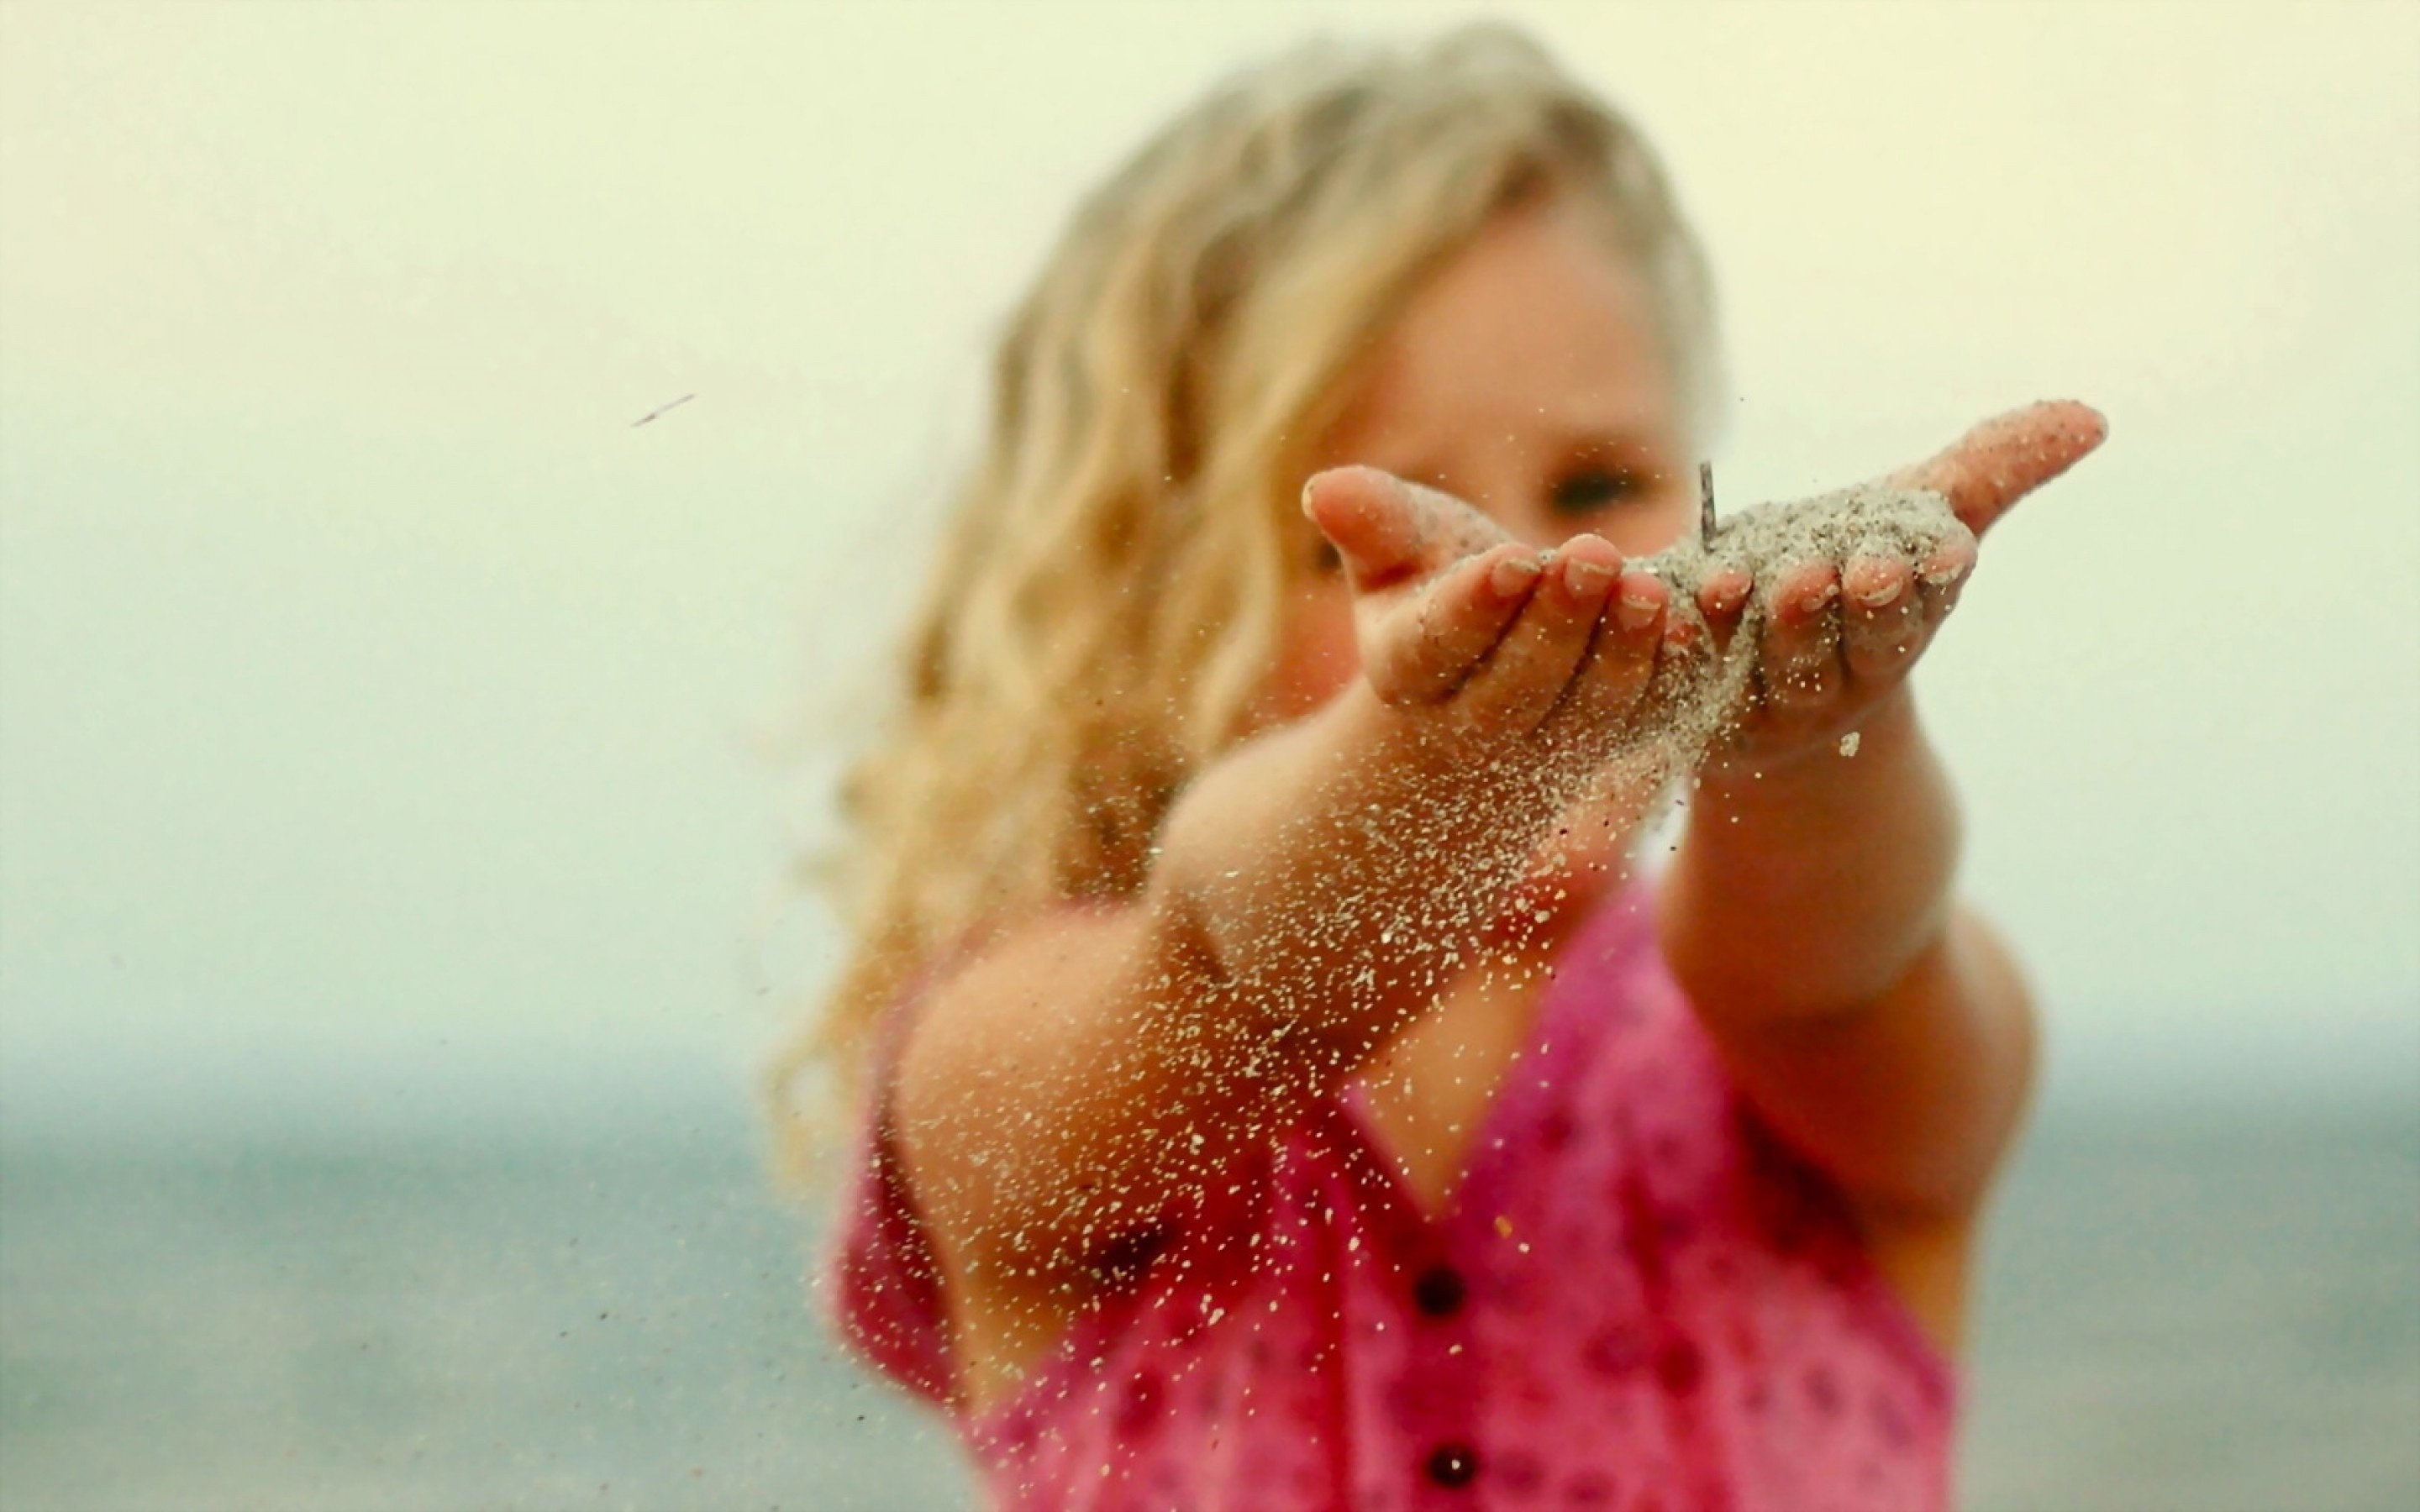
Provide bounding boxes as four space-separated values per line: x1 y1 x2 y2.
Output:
2 0 2414 1137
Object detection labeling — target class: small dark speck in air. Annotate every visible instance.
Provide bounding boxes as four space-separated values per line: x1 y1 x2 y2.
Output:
631 392 696 428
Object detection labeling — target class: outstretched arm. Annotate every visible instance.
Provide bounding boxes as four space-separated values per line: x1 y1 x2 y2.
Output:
892 469 1685 1402
1659 401 2107 1219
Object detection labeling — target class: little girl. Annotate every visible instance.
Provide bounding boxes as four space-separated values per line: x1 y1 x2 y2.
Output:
776 25 2103 1510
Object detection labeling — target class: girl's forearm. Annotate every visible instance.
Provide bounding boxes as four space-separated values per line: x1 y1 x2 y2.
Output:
1150 685 1555 1055
1660 690 1962 1024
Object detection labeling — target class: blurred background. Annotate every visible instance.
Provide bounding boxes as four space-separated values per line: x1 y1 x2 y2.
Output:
3 2 2413 1508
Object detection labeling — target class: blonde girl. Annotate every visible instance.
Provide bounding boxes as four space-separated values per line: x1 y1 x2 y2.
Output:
774 24 2103 1510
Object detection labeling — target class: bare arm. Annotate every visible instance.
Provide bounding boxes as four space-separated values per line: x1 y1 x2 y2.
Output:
1662 691 2037 1216
1660 402 2106 1221
887 685 1534 1280
891 468 1676 1321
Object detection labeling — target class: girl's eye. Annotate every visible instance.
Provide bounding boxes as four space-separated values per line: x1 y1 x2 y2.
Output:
1549 466 1646 516
1310 538 1343 575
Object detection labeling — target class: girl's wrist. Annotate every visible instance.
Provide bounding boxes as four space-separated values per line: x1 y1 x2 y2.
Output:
1694 688 1923 817
1669 689 1964 1019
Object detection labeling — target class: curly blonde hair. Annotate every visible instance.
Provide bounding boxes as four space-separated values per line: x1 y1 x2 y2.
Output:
764 23 1721 1187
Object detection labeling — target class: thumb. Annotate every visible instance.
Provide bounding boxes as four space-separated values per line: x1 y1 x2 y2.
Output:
1886 400 2108 538
1302 466 1502 593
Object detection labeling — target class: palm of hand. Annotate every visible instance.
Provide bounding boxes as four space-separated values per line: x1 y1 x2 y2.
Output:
1696 401 2106 771
1303 466 1675 774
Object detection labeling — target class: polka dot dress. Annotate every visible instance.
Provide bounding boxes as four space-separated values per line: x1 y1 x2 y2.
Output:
824 884 1954 1510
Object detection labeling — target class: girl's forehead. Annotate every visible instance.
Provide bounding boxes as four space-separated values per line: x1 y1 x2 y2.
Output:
1320 202 1680 462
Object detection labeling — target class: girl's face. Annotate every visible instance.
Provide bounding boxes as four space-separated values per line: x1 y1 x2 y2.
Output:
1255 196 1697 728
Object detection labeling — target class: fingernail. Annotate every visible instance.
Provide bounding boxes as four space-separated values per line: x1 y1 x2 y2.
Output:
1920 559 1965 586
1616 582 1661 631
1491 554 1544 596
1850 575 1904 609
1563 558 1614 595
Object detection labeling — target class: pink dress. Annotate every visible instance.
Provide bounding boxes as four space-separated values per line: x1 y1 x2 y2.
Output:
821 884 1955 1510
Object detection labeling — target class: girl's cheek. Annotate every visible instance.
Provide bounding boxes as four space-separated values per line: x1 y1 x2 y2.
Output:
1602 490 1696 560
1255 589 1360 727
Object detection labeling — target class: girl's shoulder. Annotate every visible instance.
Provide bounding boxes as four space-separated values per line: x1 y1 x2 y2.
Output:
815 982 956 1406
813 895 1160 1408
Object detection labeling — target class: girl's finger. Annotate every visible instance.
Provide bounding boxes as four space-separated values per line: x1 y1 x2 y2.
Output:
1456 539 1619 732
1883 400 2107 539
1913 529 1979 627
1757 562 1844 717
1366 543 1541 703
1553 569 1665 734
1840 554 1924 685
1695 567 1752 655
1302 466 1505 592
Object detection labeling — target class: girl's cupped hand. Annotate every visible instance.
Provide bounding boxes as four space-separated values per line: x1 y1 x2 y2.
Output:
1690 399 2107 771
1300 465 1676 773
